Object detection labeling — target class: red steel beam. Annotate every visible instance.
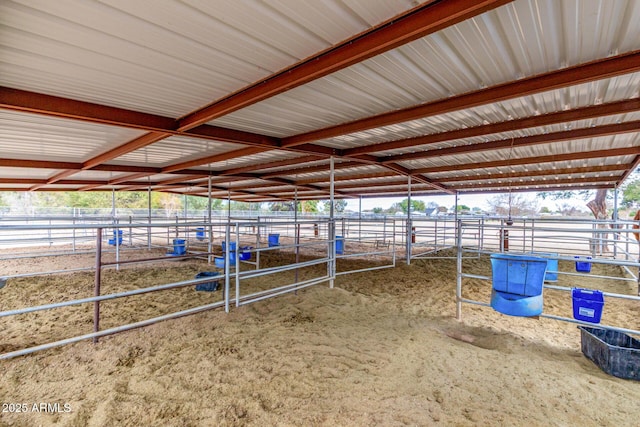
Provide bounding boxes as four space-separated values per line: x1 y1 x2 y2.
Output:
381 120 640 163
344 98 640 157
283 50 640 147
436 164 627 183
294 171 399 185
219 155 324 175
0 87 176 131
0 158 81 169
176 0 513 131
412 146 640 174
258 161 362 179
453 176 616 190
161 146 266 173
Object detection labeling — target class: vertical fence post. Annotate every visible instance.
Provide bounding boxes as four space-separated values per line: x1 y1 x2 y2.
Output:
224 221 231 313
72 217 76 253
93 228 102 343
456 219 463 320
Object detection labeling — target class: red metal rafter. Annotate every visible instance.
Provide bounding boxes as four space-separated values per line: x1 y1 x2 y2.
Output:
0 158 81 169
257 161 362 179
453 176 616 191
176 0 512 131
380 120 640 163
283 50 640 147
344 98 640 157
436 164 627 183
219 155 324 175
619 156 640 184
382 162 453 194
412 146 640 175
161 146 267 173
294 171 399 185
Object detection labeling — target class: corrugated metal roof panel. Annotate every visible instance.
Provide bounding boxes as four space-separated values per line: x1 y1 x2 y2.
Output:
209 1 640 138
312 73 640 151
401 132 640 171
0 110 146 162
0 167 52 180
1 0 424 118
113 136 244 167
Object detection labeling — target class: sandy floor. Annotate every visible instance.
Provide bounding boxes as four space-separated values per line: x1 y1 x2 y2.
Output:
1 246 640 426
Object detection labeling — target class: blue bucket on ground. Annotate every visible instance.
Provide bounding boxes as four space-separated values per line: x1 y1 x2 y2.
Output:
195 271 220 292
196 227 205 241
572 288 604 323
239 246 252 261
108 229 123 246
336 236 344 255
268 234 280 247
575 256 592 273
172 238 186 255
490 254 547 317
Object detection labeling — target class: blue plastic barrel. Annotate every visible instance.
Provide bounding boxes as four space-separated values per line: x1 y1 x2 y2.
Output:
336 236 344 254
196 227 205 241
173 239 186 255
268 234 280 247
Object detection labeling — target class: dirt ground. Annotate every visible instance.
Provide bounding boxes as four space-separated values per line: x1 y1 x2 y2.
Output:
1 245 640 426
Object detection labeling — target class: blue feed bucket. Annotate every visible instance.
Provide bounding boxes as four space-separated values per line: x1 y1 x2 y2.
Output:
268 234 280 247
221 241 237 252
196 227 205 241
572 288 604 323
490 254 547 297
109 229 123 246
531 252 558 282
239 246 252 261
214 256 236 268
575 256 592 273
336 236 344 254
173 239 186 255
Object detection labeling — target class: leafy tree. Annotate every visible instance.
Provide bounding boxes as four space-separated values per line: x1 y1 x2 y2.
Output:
622 179 640 208
299 200 319 213
538 189 610 220
322 199 347 213
229 201 252 211
395 198 426 214
154 193 183 217
67 191 111 208
455 204 470 213
372 207 383 214
269 201 295 212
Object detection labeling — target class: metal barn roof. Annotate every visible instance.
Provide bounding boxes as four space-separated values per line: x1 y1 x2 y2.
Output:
1 0 639 202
